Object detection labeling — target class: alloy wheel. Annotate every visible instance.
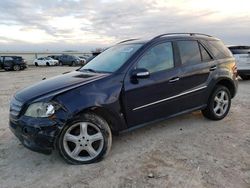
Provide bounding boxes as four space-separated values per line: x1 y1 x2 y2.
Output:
213 90 229 117
63 122 104 162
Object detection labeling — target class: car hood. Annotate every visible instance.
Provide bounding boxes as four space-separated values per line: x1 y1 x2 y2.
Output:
15 71 109 102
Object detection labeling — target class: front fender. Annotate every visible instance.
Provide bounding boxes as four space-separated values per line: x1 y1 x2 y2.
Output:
53 75 127 132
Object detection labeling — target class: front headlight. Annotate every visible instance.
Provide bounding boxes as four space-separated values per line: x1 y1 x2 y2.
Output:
25 102 55 118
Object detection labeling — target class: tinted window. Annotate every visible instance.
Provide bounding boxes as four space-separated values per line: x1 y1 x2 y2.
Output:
199 44 212 61
137 42 174 73
177 41 201 65
14 57 22 60
205 40 232 59
5 57 13 61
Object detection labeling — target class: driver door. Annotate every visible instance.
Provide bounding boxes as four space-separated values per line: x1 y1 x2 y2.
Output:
122 41 183 127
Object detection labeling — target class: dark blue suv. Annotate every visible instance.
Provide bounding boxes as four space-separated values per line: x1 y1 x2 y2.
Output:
9 33 238 164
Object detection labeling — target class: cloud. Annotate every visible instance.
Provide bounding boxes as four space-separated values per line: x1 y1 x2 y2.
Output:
0 0 250 51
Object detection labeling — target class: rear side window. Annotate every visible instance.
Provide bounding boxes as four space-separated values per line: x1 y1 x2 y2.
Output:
199 44 213 61
177 40 201 65
205 40 233 59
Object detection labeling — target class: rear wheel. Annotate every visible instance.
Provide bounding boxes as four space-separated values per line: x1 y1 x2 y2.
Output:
13 65 21 71
58 113 112 165
59 61 63 66
46 62 50 66
35 62 38 66
202 85 231 120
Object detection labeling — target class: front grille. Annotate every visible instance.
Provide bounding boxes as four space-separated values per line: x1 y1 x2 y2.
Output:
10 97 23 117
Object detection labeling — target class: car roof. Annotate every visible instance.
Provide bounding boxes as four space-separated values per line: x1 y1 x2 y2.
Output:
118 33 219 45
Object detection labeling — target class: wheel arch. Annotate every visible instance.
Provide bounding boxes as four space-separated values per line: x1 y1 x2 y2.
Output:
214 78 236 98
75 106 126 135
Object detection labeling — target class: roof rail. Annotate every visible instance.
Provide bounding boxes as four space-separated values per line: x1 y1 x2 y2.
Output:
117 38 139 44
151 33 212 41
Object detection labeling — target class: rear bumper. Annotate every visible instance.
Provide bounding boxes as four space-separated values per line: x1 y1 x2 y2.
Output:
9 116 61 154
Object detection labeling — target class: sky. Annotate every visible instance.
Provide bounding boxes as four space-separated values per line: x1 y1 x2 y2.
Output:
0 0 250 52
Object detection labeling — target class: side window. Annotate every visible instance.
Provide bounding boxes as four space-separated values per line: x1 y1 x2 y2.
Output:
177 40 201 65
137 42 174 73
5 57 13 61
0 57 3 62
204 40 233 59
199 44 213 61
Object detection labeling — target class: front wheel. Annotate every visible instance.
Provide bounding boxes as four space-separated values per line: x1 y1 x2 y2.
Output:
58 113 112 165
13 65 21 71
202 85 231 120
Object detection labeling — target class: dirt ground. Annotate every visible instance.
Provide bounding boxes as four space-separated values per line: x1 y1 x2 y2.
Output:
0 67 250 188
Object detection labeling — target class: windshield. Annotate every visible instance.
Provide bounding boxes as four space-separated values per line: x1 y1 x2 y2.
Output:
80 44 142 73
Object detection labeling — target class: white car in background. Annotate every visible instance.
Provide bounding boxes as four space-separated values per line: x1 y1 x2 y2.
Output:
228 46 250 80
33 57 59 66
78 56 87 64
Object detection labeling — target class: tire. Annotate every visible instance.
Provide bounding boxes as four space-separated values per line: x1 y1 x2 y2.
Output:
13 65 21 71
46 62 50 66
59 61 63 66
240 74 250 80
202 85 231 120
58 113 112 165
72 61 76 66
35 62 38 66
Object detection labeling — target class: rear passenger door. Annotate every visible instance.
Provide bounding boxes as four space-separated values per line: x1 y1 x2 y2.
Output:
175 40 214 111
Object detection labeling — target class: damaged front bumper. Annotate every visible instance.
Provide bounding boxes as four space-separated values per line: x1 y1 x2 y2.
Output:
9 116 62 154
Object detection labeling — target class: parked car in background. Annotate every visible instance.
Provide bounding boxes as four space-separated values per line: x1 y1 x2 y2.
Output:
33 57 59 66
58 54 82 66
85 52 102 63
78 56 87 64
0 56 27 71
228 46 250 80
9 33 238 164
48 55 61 61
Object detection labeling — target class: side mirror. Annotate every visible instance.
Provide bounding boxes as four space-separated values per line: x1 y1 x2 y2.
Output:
131 68 150 79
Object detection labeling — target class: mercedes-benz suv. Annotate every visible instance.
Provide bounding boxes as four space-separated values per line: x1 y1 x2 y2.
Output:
9 33 238 164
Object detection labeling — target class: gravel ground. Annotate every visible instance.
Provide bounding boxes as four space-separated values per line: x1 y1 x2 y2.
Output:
0 67 250 188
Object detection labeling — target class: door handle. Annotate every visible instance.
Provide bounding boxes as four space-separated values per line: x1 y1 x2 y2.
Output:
210 65 217 71
169 77 180 83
